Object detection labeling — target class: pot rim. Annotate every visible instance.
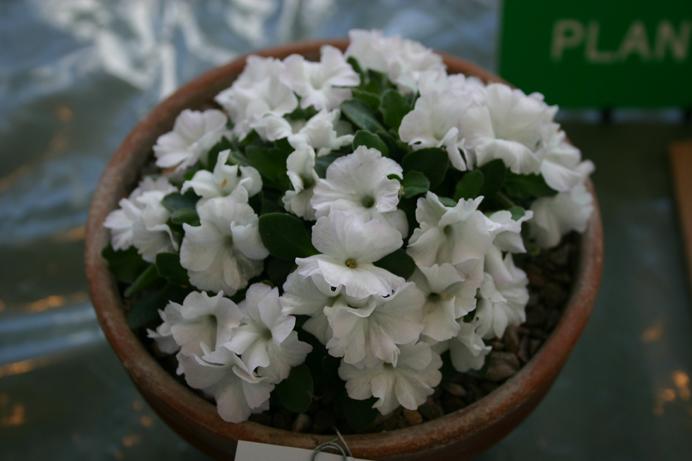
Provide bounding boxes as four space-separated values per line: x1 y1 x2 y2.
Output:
85 38 603 458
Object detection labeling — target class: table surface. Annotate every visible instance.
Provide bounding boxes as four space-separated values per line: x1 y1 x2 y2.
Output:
1 1 691 460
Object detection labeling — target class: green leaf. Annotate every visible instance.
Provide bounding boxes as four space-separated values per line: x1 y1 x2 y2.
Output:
341 99 385 132
314 151 342 177
162 190 198 215
245 144 291 190
361 70 393 94
504 173 557 200
401 147 449 188
265 257 296 288
454 170 485 200
275 365 314 413
401 170 430 198
155 253 189 285
260 190 284 214
352 130 389 155
227 149 250 166
305 346 340 391
286 105 318 121
479 159 507 197
101 246 147 284
346 56 364 78
124 264 161 298
338 392 377 432
510 206 526 220
258 213 317 261
439 196 458 207
169 208 199 226
204 136 233 168
351 88 381 111
380 89 412 130
374 248 416 279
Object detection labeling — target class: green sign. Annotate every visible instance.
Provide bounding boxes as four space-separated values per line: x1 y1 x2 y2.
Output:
499 0 692 108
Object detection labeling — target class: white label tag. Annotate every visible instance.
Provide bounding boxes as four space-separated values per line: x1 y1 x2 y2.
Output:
234 441 372 461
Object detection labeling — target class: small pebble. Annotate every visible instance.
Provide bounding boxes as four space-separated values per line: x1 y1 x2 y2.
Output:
441 394 466 413
292 413 311 433
443 382 467 397
503 326 521 353
403 409 423 425
419 398 444 420
543 283 566 308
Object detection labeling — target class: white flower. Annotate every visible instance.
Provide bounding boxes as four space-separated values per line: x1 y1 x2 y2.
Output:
346 30 445 93
280 271 338 344
407 192 500 267
346 29 391 74
410 263 482 342
180 197 268 295
295 210 405 299
399 83 465 170
215 56 298 139
449 320 490 372
487 209 534 253
225 283 312 383
538 126 595 192
529 183 594 248
474 248 529 339
254 109 353 156
104 176 177 262
153 109 228 172
324 282 425 365
148 291 243 356
311 146 408 235
460 84 556 175
339 342 442 415
282 146 320 220
399 72 487 171
181 150 262 202
284 45 360 111
177 346 274 423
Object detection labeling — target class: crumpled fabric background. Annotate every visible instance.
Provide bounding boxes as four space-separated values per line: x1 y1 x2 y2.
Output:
1 1 691 460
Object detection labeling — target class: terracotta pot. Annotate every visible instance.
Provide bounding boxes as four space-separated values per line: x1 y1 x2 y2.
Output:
85 39 603 460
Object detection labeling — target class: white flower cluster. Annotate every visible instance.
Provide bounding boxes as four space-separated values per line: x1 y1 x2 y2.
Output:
104 30 594 422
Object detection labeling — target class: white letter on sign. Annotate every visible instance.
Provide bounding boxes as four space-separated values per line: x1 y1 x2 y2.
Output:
585 21 615 63
655 21 691 61
619 21 652 61
552 19 584 61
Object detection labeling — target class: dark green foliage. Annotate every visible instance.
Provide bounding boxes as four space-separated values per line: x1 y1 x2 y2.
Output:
341 99 385 132
155 253 189 285
380 89 413 130
275 364 314 413
265 257 296 288
353 130 389 155
258 213 317 261
245 144 291 190
124 265 160 297
374 248 416 279
401 170 430 198
338 392 378 432
102 246 147 284
401 147 449 188
504 172 557 200
126 283 188 329
454 169 484 200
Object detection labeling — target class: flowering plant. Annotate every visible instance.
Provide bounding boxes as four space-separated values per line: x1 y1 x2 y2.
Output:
103 30 593 428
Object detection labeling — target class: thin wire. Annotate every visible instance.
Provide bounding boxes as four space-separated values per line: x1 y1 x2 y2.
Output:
310 427 352 460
